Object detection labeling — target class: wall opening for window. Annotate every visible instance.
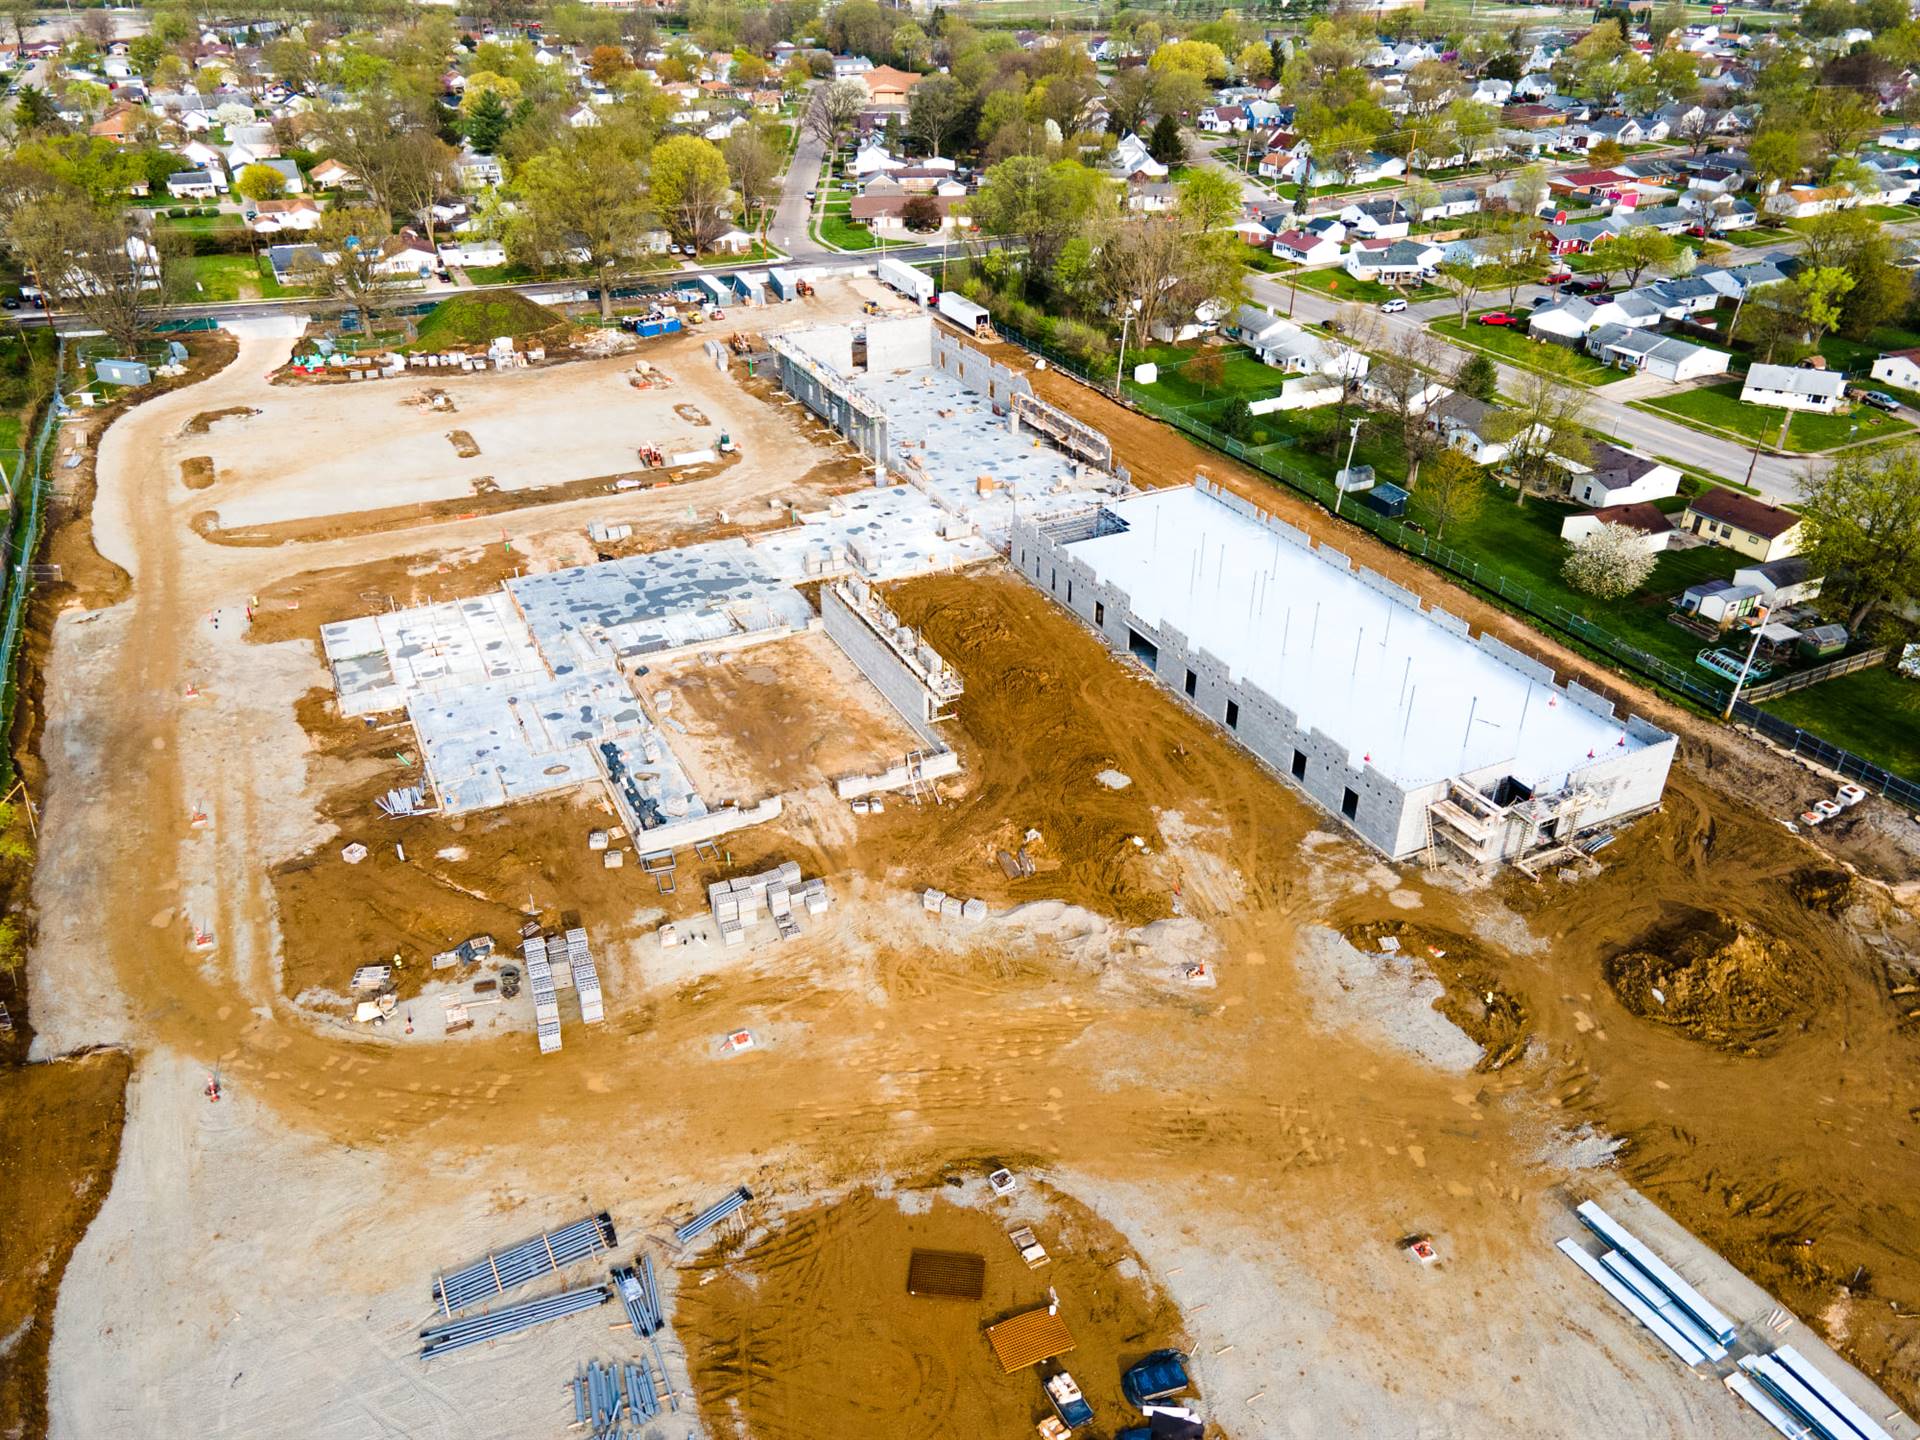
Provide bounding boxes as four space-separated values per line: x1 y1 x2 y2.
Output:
1184 668 1198 698
1341 787 1360 820
1127 628 1159 668
1291 749 1307 780
1225 699 1239 729
1066 580 1073 604
1094 601 1105 626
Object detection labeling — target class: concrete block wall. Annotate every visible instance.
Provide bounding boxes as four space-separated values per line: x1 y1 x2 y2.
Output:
820 583 943 747
931 329 1032 411
1009 512 1417 858
866 315 932 371
835 749 962 798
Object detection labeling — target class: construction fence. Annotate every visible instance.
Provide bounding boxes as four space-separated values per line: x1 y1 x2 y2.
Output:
0 335 66 788
989 318 1920 811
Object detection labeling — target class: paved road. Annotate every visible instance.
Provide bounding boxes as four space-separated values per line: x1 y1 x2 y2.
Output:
771 103 830 261
1246 271 1813 503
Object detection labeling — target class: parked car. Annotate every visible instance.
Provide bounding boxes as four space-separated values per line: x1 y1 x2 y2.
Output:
1122 1351 1191 1409
1477 312 1520 327
0 297 17 311
805 188 818 200
1862 391 1899 411
1569 275 1609 294
1379 297 1408 313
1546 269 1574 285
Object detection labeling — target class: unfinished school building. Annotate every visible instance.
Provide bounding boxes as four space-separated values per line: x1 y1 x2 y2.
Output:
1011 482 1676 865
769 313 1123 545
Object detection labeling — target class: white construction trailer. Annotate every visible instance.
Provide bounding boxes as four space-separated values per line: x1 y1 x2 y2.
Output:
876 256 934 305
936 291 992 338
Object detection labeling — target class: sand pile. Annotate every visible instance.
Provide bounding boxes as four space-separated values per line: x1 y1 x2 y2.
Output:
1604 911 1815 1051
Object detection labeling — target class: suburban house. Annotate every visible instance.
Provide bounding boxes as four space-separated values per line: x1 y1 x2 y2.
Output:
1257 131 1307 180
1323 151 1405 186
1197 104 1249 133
166 170 221 200
849 193 960 236
310 158 356 189
1414 185 1480 222
1679 488 1805 561
1764 184 1862 218
1584 325 1730 382
1344 237 1442 283
456 150 503 188
1529 297 1600 344
1559 502 1675 553
1269 229 1341 265
1740 363 1847 413
1341 198 1412 239
1563 442 1682 508
373 229 439 279
1734 555 1823 606
1232 305 1367 380
1111 132 1168 181
1427 391 1535 465
860 65 923 105
244 196 323 234
1869 348 1920 389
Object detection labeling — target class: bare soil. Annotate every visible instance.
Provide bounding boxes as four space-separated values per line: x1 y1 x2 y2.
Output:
0 1048 130 1440
445 429 480 458
179 456 214 490
179 405 257 436
1603 909 1822 1053
1344 918 1532 1070
678 1184 1189 1440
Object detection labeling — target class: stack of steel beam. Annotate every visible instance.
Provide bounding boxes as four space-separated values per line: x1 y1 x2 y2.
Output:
418 1283 610 1360
612 1254 665 1337
675 1186 751 1245
572 1360 662 1436
433 1213 617 1314
1731 1347 1896 1440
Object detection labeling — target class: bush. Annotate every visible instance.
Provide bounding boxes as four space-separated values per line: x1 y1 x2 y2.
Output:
1051 318 1113 370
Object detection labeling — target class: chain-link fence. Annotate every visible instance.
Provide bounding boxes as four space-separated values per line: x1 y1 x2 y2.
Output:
990 316 1920 807
0 336 66 787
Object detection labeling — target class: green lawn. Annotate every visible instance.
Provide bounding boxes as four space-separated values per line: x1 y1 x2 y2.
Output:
1417 480 1749 673
1123 343 1286 410
1815 324 1920 378
1292 268 1446 305
1730 225 1796 245
1429 314 1618 386
0 414 20 453
1637 381 1914 452
815 210 879 250
461 263 539 285
182 254 262 302
1763 663 1920 782
155 213 245 235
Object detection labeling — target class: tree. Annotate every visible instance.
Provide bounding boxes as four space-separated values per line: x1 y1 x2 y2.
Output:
1091 210 1246 352
588 45 631 85
906 73 969 159
969 156 1107 288
1587 138 1626 169
1494 351 1591 501
1799 443 1920 635
1420 446 1486 539
649 135 732 252
1736 280 1816 365
1454 351 1498 402
1371 329 1447 486
1188 348 1225 397
294 206 405 326
724 127 781 235
1794 265 1857 350
1176 168 1241 234
385 130 459 250
1810 88 1881 167
1148 39 1228 83
7 197 178 354
510 131 651 320
807 78 869 173
465 87 512 153
1105 67 1154 136
1148 113 1185 167
1564 523 1659 599
900 194 942 233
235 163 288 202
1435 253 1489 328
1237 40 1274 82
1609 227 1682 288
1748 126 1808 199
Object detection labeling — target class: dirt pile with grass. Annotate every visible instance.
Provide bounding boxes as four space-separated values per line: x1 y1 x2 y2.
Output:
1603 909 1821 1052
409 292 568 353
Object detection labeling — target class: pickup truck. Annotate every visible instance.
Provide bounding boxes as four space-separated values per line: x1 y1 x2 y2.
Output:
1123 1351 1191 1408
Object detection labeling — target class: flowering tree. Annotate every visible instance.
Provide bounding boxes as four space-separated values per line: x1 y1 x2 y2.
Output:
1563 523 1658 600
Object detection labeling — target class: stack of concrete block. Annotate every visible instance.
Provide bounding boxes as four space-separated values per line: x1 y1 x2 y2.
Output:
525 934 562 1055
567 927 604 1024
921 890 988 923
802 878 830 915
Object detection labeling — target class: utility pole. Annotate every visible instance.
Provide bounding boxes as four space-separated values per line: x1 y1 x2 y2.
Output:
1335 416 1361 516
1114 310 1131 397
1723 605 1771 719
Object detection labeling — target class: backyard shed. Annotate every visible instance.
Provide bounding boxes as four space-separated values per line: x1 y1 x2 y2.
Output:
93 357 152 386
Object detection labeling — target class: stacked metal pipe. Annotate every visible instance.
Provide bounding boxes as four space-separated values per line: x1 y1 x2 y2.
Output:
417 1283 611 1360
674 1186 751 1245
432 1213 617 1314
572 1360 662 1436
612 1253 666 1337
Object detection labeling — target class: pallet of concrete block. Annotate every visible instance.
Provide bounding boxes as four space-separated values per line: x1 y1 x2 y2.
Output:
537 1017 563 1055
800 877 830 916
567 928 605 1023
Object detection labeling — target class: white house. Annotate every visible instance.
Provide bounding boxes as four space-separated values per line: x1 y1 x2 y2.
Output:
566 103 600 128
1741 362 1847 412
457 150 503 188
1586 326 1730 383
311 157 356 189
1232 305 1367 380
1344 238 1442 283
438 239 507 268
1563 442 1683 508
1268 228 1342 265
1764 184 1861 218
1869 349 1920 390
1111 132 1167 180
1427 391 1538 465
1560 505 1675 554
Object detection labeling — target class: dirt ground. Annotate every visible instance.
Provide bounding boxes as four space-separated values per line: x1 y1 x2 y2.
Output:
0 1048 130 1440
678 1182 1188 1439
14 284 1920 1438
634 629 926 805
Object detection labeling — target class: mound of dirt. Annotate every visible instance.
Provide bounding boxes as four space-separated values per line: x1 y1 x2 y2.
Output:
410 291 566 351
179 405 257 435
1788 866 1855 916
1604 910 1818 1051
179 456 215 489
1345 919 1531 1071
446 429 480 458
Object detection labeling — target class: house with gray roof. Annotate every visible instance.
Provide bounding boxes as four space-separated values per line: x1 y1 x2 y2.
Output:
1740 363 1846 412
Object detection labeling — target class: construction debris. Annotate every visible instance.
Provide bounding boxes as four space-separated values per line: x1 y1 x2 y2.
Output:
613 1253 666 1337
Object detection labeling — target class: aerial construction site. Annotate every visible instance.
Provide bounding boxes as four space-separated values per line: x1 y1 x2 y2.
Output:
8 272 1920 1440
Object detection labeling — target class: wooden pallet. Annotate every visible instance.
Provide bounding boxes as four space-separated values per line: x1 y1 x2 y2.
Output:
906 1248 986 1300
985 1306 1075 1372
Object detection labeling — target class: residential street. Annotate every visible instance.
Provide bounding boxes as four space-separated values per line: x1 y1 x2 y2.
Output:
771 113 830 261
1246 271 1812 502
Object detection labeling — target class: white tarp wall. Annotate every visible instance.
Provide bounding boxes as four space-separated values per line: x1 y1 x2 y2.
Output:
866 315 934 372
